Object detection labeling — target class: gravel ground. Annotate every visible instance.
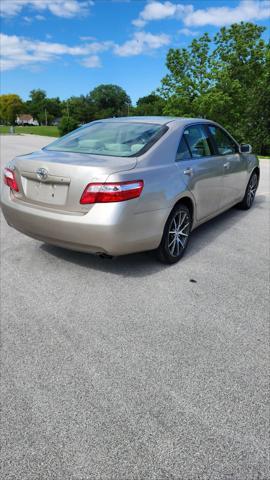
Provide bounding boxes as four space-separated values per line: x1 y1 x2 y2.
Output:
1 134 269 480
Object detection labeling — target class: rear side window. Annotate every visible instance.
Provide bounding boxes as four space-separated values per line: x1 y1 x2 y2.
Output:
184 125 212 158
176 136 191 161
208 125 238 155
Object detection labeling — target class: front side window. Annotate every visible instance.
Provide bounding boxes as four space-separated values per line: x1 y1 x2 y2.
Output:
184 125 212 158
208 125 238 155
176 136 191 161
45 122 166 157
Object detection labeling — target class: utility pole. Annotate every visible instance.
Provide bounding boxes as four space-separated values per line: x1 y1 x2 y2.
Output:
44 108 48 126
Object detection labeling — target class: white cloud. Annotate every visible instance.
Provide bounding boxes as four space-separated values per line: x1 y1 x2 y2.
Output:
114 31 170 56
0 29 171 71
82 41 114 54
0 33 109 71
184 0 270 27
0 0 93 18
80 55 101 68
178 28 199 36
132 1 193 27
133 0 270 28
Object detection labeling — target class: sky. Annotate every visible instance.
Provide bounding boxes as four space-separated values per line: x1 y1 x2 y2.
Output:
1 0 270 104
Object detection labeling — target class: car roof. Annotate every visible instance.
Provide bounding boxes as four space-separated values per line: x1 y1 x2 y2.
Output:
96 116 210 126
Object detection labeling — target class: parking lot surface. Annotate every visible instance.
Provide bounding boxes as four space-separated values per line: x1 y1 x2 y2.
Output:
1 134 269 480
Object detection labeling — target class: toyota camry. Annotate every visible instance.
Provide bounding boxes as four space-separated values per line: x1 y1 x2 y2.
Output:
1 117 259 264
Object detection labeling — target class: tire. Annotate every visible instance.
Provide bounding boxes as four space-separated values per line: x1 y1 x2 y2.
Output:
157 204 192 264
238 171 258 210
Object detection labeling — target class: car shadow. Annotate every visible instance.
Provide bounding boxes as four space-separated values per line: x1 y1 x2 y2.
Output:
184 194 266 261
40 195 266 278
182 195 266 261
41 243 166 277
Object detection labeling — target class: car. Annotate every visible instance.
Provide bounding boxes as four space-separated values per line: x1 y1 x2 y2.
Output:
1 116 259 264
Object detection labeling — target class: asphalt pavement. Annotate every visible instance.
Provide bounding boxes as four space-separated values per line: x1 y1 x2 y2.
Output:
1 134 269 480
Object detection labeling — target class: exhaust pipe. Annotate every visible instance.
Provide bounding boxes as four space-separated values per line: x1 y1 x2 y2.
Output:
97 253 114 260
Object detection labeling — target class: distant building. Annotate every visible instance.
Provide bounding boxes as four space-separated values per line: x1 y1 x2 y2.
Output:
16 114 39 126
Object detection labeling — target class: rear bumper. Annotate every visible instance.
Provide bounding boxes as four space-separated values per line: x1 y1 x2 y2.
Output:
1 187 168 256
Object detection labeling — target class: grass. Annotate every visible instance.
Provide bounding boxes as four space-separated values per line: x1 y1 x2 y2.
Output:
258 155 270 159
0 125 59 137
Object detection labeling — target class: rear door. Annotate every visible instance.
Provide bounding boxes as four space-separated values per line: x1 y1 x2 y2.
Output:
207 125 247 206
176 124 224 222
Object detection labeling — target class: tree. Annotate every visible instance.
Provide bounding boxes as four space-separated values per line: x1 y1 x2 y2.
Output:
46 97 62 119
0 94 24 125
160 22 270 154
160 33 212 116
63 95 95 124
211 22 270 152
26 90 64 125
89 84 131 118
133 93 166 116
248 42 270 155
58 116 79 136
26 89 47 124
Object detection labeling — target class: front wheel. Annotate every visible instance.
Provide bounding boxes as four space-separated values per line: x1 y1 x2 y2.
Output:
157 204 192 264
238 171 258 210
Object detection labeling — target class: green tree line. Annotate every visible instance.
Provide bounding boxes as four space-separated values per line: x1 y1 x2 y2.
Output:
0 22 269 154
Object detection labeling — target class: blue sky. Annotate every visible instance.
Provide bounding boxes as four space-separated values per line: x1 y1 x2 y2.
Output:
1 0 270 104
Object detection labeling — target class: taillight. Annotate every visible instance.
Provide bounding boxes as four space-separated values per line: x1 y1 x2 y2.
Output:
3 168 19 192
80 180 144 204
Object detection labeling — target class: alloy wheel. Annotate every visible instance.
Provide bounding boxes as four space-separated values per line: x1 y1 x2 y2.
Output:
247 174 258 207
168 210 190 257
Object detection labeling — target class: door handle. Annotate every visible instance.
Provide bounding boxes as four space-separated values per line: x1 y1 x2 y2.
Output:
184 168 193 176
224 162 230 169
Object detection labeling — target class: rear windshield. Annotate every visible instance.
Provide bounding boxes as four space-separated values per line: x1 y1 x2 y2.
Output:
45 122 166 157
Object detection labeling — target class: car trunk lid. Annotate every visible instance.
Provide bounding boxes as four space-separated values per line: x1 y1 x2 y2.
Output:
11 149 137 213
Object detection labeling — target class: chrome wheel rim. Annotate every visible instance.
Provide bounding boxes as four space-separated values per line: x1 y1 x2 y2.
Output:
168 210 190 257
247 175 257 207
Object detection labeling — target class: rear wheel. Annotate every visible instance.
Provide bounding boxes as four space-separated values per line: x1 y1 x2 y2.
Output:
239 171 258 210
157 204 192 264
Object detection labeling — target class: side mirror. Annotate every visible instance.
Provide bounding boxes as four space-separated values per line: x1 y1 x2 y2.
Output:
240 144 252 154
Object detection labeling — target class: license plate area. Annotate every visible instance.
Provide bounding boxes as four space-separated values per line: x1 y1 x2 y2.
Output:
24 179 68 205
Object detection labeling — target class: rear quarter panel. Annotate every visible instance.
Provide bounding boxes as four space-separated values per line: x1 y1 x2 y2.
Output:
106 122 195 229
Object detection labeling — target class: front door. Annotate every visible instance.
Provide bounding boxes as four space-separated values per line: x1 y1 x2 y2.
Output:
207 125 247 207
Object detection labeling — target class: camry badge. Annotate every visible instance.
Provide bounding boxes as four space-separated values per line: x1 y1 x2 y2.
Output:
36 168 48 181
